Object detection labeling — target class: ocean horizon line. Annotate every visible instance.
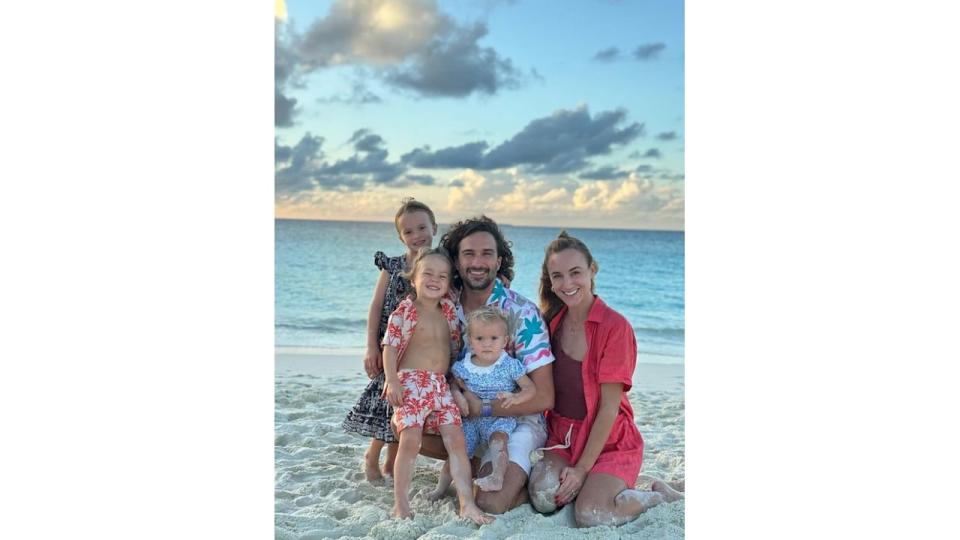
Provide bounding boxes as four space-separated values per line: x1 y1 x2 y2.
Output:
275 216 684 234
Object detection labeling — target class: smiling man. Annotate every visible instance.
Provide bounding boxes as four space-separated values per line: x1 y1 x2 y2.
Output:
418 215 556 514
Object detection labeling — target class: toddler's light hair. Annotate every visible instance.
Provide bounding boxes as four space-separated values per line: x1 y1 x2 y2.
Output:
467 305 509 334
400 247 453 299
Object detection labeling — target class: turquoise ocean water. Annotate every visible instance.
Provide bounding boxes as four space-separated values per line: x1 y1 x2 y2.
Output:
275 219 684 364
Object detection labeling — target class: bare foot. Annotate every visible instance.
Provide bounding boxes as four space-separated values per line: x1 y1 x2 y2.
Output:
363 448 383 482
459 502 494 525
615 489 664 511
391 503 414 519
473 444 507 491
473 472 503 492
425 486 448 501
651 479 684 503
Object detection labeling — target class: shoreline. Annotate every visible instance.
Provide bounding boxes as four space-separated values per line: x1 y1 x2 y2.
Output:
276 348 684 394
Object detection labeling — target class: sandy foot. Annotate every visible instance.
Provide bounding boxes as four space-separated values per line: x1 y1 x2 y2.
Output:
424 486 448 501
651 479 684 503
392 504 414 519
459 503 494 525
473 444 507 492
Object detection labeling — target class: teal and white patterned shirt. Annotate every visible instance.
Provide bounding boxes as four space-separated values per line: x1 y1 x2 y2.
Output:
454 278 555 374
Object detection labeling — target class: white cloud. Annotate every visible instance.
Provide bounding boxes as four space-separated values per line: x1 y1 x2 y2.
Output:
276 174 684 230
445 169 489 212
298 0 447 67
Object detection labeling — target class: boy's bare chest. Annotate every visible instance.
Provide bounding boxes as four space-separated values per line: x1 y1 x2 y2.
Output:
409 311 448 346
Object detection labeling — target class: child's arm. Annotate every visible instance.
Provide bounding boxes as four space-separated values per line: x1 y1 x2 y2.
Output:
450 385 469 416
381 345 404 407
363 271 390 378
498 374 536 408
448 363 469 416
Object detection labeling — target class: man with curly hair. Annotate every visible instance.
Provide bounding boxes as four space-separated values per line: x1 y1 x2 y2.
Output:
419 215 556 514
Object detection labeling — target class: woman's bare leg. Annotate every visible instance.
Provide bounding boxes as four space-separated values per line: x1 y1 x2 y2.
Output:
574 473 664 528
637 474 685 502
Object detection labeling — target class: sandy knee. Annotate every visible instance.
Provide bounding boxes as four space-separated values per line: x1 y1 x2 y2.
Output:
528 467 560 513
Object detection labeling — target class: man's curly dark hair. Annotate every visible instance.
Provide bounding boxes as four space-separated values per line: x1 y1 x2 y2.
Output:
439 215 514 290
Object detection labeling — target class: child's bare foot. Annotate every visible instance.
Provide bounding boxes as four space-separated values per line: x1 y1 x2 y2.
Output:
473 472 503 492
363 447 383 482
651 479 684 502
459 502 494 525
473 442 508 491
391 503 414 519
425 486 448 501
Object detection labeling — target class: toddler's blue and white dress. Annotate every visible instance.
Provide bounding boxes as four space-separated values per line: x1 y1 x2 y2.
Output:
452 351 526 457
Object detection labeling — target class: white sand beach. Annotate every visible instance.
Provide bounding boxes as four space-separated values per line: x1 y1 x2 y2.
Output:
275 350 685 539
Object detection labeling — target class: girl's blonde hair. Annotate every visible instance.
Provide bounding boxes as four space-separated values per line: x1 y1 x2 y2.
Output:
401 247 453 299
394 197 437 234
466 305 509 334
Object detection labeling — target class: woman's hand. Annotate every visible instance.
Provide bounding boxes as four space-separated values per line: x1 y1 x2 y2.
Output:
363 346 382 378
554 465 587 506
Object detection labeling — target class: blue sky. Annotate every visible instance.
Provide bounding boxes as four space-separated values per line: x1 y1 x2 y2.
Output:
275 0 684 230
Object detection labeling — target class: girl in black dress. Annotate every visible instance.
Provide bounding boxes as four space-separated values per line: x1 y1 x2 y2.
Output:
342 198 438 481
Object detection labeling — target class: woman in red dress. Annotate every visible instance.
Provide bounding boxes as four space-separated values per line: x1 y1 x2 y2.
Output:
527 231 683 527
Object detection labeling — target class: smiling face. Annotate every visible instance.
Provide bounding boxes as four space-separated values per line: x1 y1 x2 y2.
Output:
410 253 451 301
396 210 436 253
468 319 508 364
456 231 501 291
547 248 596 309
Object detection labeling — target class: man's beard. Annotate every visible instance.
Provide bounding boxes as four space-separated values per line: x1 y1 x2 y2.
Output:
460 268 495 291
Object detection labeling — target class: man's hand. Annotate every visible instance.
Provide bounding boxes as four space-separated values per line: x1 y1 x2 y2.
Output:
498 389 532 408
